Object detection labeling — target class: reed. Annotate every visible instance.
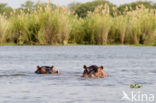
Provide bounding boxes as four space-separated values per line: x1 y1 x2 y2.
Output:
69 16 85 44
0 15 10 44
126 5 156 45
37 6 71 45
7 5 72 45
93 5 113 44
0 3 155 45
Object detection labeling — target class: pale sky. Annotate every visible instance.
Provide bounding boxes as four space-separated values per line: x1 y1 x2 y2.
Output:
0 0 155 8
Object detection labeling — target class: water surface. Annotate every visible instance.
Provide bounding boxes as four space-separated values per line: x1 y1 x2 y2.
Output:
0 46 156 103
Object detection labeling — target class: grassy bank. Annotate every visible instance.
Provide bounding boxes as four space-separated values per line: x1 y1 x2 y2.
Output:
0 4 156 46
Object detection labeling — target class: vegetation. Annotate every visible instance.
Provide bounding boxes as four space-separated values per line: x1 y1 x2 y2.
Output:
118 1 156 14
0 3 12 16
68 2 81 12
0 0 156 45
74 0 116 17
130 84 142 88
21 0 35 9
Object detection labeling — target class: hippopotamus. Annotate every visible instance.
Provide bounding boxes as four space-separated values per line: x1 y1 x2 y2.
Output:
82 65 107 78
35 65 60 74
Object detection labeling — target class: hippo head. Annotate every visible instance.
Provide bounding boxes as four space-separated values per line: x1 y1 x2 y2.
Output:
35 65 46 74
82 65 107 78
49 66 60 74
35 65 60 74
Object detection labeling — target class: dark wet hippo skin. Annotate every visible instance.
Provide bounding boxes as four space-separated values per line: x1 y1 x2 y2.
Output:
35 65 60 74
82 65 107 78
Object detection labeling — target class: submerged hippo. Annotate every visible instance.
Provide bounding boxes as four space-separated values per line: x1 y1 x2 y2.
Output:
35 65 60 74
82 65 107 78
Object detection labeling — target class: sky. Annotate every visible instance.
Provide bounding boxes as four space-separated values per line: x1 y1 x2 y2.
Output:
0 0 155 8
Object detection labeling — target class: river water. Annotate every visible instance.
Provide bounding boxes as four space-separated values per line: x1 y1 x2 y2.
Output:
0 46 156 103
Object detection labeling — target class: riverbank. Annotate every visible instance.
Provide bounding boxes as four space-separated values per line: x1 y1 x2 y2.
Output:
0 42 155 46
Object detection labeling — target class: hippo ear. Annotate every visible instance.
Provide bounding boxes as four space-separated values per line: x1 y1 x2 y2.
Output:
83 65 87 70
100 66 104 69
51 66 55 71
36 65 40 69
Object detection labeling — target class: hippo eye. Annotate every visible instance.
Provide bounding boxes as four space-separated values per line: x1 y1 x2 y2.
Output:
93 68 97 72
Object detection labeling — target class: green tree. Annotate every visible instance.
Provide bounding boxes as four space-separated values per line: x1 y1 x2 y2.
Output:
0 3 12 15
68 2 81 12
75 0 116 18
21 0 34 9
34 1 56 10
118 1 156 14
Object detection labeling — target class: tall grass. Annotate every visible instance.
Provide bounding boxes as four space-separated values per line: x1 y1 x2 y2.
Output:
37 6 71 45
93 5 113 44
69 16 85 44
110 5 156 45
7 5 71 45
126 5 156 45
0 3 156 45
0 15 10 44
